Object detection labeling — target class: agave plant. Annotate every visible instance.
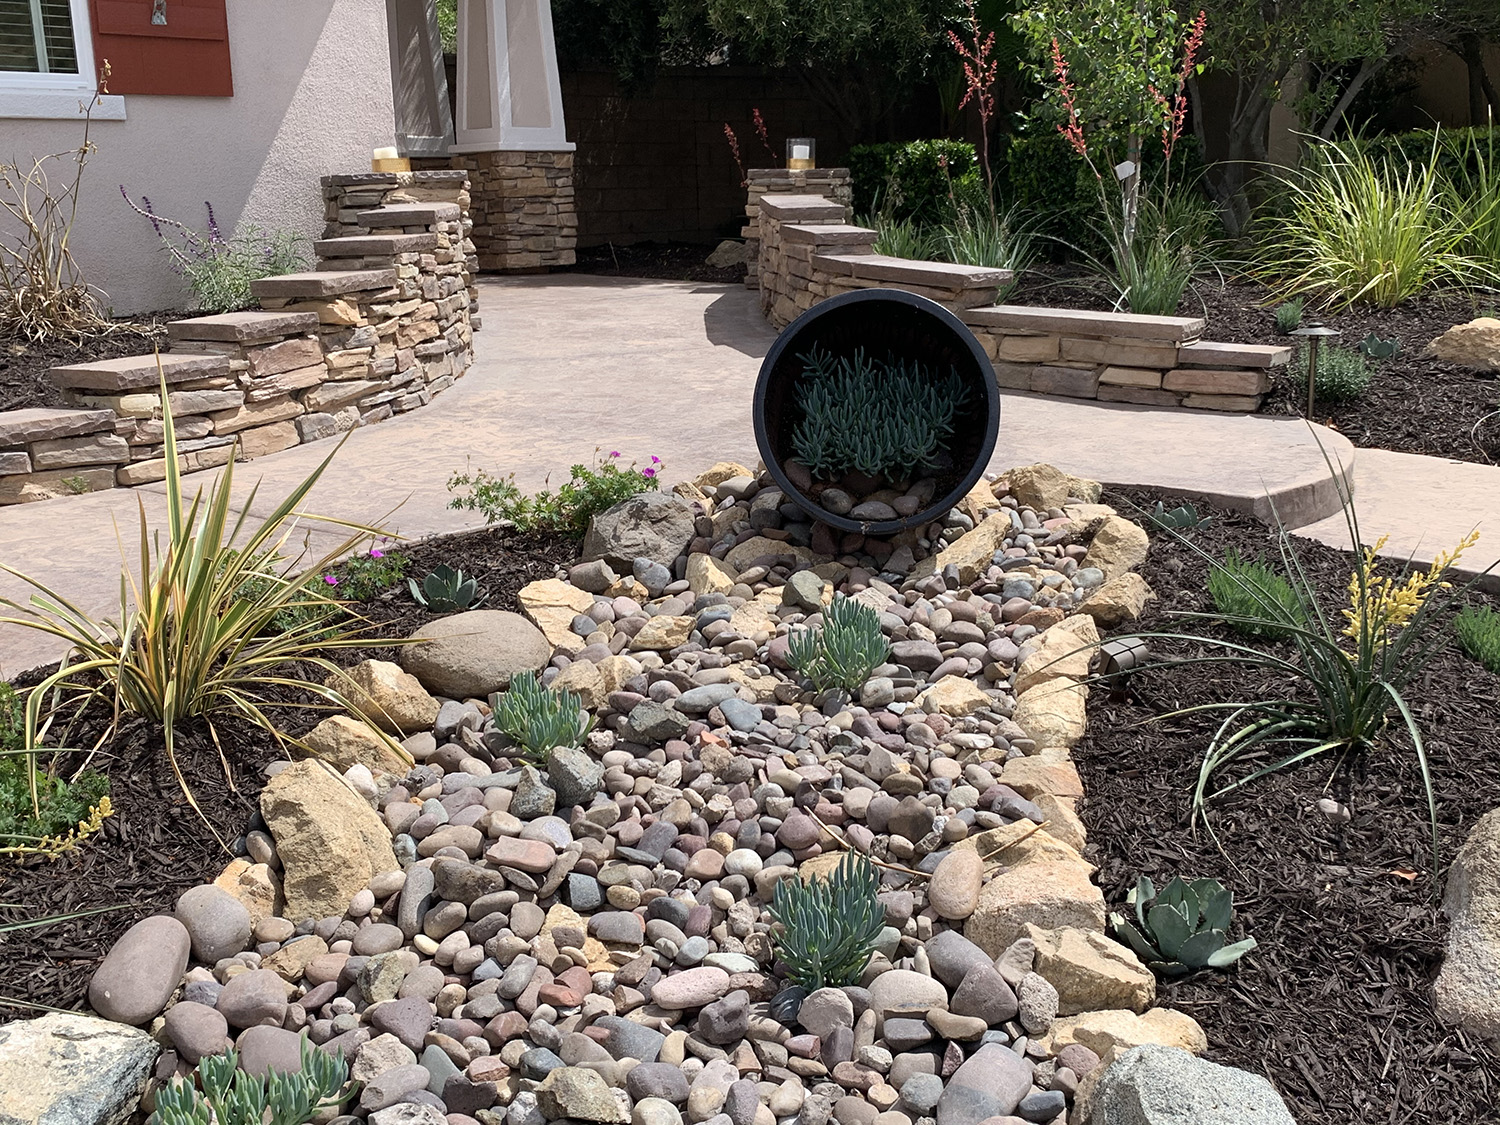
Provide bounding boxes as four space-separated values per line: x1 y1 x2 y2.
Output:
1148 500 1210 533
771 850 885 991
409 564 484 612
1110 875 1257 978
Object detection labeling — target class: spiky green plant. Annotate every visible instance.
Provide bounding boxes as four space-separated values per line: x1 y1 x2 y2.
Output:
771 850 885 991
1110 875 1257 978
791 346 967 484
787 594 889 694
1274 298 1304 334
409 564 484 612
1148 500 1210 533
490 671 592 763
1455 605 1500 673
1207 550 1305 640
149 1038 355 1125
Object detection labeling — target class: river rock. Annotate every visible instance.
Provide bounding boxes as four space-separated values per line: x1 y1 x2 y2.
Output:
402 610 552 698
928 849 984 920
935 1042 1034 1125
87 915 190 1026
175 884 252 964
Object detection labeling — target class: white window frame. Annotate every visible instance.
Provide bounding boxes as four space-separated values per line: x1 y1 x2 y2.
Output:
0 0 126 119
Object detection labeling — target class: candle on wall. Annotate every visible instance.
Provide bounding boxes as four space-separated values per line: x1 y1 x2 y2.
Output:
786 138 816 171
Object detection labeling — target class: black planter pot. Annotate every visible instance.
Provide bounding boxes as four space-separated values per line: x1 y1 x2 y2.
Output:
753 289 1001 537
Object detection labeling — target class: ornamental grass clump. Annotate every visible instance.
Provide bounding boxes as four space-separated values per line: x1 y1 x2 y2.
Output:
1455 606 1500 673
771 850 885 990
791 346 966 483
149 1038 355 1125
1207 550 1304 639
1127 468 1488 875
491 672 592 763
787 595 890 693
0 369 399 833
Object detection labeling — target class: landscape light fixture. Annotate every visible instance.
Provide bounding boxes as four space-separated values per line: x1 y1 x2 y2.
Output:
1098 637 1150 699
1289 322 1341 418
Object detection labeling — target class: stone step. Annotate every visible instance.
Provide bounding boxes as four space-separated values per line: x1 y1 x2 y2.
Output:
0 407 116 448
814 253 1012 291
49 352 231 393
780 223 877 246
756 195 847 222
250 269 397 299
1177 340 1294 368
167 310 321 344
355 203 461 228
314 233 439 258
963 305 1206 343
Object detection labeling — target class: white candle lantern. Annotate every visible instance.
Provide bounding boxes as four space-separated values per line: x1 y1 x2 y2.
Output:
786 138 816 171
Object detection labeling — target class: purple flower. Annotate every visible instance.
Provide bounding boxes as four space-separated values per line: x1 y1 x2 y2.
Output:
650 456 661 464
609 451 621 458
369 549 384 559
642 467 657 479
323 574 339 586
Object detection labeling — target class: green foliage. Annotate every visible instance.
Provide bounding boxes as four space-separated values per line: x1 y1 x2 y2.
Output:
885 140 978 227
1264 136 1499 309
1086 182 1219 315
847 143 904 217
0 684 109 854
1274 299 1304 334
181 227 307 313
940 204 1036 293
1207 551 1304 640
332 547 407 602
771 850 885 990
1297 340 1372 403
1455 606 1500 674
410 564 485 613
861 215 940 262
491 672 593 764
1356 332 1400 359
791 346 966 483
449 450 661 536
148 1038 354 1125
1148 501 1210 533
787 595 890 693
435 0 456 53
1109 875 1257 978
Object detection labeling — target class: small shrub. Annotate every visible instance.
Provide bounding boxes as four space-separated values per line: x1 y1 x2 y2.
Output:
449 449 661 536
1274 298 1304 334
490 672 592 763
1207 550 1304 639
847 142 905 216
1109 875 1257 978
771 850 885 990
410 564 484 613
885 140 978 227
0 684 111 857
791 346 966 483
1456 606 1500 673
787 595 890 693
329 546 407 602
1297 340 1372 403
862 214 940 261
149 1038 354 1125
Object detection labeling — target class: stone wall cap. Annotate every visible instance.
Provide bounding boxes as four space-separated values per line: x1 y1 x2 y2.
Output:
251 269 398 298
322 173 400 187
49 352 232 392
1177 340 1293 368
818 253 1013 289
964 304 1206 342
780 223 878 246
167 310 321 342
356 202 462 226
747 168 851 182
757 195 846 220
0 407 116 447
314 233 440 258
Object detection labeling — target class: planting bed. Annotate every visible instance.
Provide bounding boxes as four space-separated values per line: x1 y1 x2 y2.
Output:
1076 487 1500 1124
565 241 747 286
0 318 170 413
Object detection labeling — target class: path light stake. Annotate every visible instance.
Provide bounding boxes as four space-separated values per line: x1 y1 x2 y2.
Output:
1099 636 1149 701
1289 323 1341 418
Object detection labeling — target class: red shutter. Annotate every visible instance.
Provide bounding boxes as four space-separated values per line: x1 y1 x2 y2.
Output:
89 0 232 96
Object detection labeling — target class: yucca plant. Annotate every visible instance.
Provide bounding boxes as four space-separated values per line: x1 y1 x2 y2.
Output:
0 367 404 832
409 564 484 612
940 204 1036 298
490 671 592 763
1116 459 1490 876
1109 875 1256 977
771 850 885 991
149 1038 355 1125
1264 134 1499 309
787 594 890 694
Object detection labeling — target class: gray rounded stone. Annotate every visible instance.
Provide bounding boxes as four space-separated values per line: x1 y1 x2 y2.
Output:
215 969 289 1030
581 492 696 570
236 1025 306 1077
88 915 191 1026
1088 1044 1297 1124
163 1001 230 1063
175 885 252 965
401 610 552 698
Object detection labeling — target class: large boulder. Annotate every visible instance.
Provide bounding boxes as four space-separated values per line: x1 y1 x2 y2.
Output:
1085 1043 1296 1124
330 659 440 735
1002 463 1102 509
401 609 552 698
260 760 399 922
1083 514 1150 578
1435 806 1500 1039
0 1011 159 1125
580 492 696 570
87 915 190 1026
1430 317 1500 371
1025 925 1156 1014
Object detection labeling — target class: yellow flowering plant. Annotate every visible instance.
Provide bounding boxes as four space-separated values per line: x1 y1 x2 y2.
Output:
1117 469 1489 879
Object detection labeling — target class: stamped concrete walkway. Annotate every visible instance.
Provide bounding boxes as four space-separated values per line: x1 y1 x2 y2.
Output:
1 275 1495 674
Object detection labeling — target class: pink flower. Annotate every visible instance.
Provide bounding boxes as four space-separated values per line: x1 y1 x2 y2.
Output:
369 549 384 559
642 467 657 479
609 451 620 458
323 574 339 586
650 456 661 464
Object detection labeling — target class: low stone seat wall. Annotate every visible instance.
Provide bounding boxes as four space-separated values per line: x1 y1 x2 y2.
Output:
752 190 1291 413
0 407 125 503
743 167 853 290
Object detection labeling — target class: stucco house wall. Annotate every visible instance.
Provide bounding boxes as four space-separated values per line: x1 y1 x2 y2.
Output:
1 0 396 316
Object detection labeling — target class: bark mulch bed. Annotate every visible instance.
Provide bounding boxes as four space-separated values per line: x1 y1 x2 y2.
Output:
1013 269 1500 467
0 318 173 414
562 241 748 286
0 528 577 1023
1075 487 1500 1124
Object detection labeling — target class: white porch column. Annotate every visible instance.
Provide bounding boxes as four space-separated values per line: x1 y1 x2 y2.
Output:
453 0 574 153
386 0 455 157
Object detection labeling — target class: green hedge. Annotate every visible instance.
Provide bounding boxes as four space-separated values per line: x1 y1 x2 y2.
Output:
1351 125 1500 179
848 143 904 216
849 139 979 226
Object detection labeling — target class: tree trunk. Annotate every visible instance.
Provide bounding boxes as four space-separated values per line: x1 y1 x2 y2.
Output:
1459 35 1500 126
1316 55 1389 140
1208 80 1275 236
1122 132 1142 251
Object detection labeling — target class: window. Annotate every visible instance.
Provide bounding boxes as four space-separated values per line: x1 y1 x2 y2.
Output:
0 0 79 73
0 0 126 119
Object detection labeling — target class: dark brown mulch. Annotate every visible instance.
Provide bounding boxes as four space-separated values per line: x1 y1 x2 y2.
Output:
1011 268 1500 466
562 240 748 285
0 318 175 413
1075 487 1500 1124
0 527 578 1022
